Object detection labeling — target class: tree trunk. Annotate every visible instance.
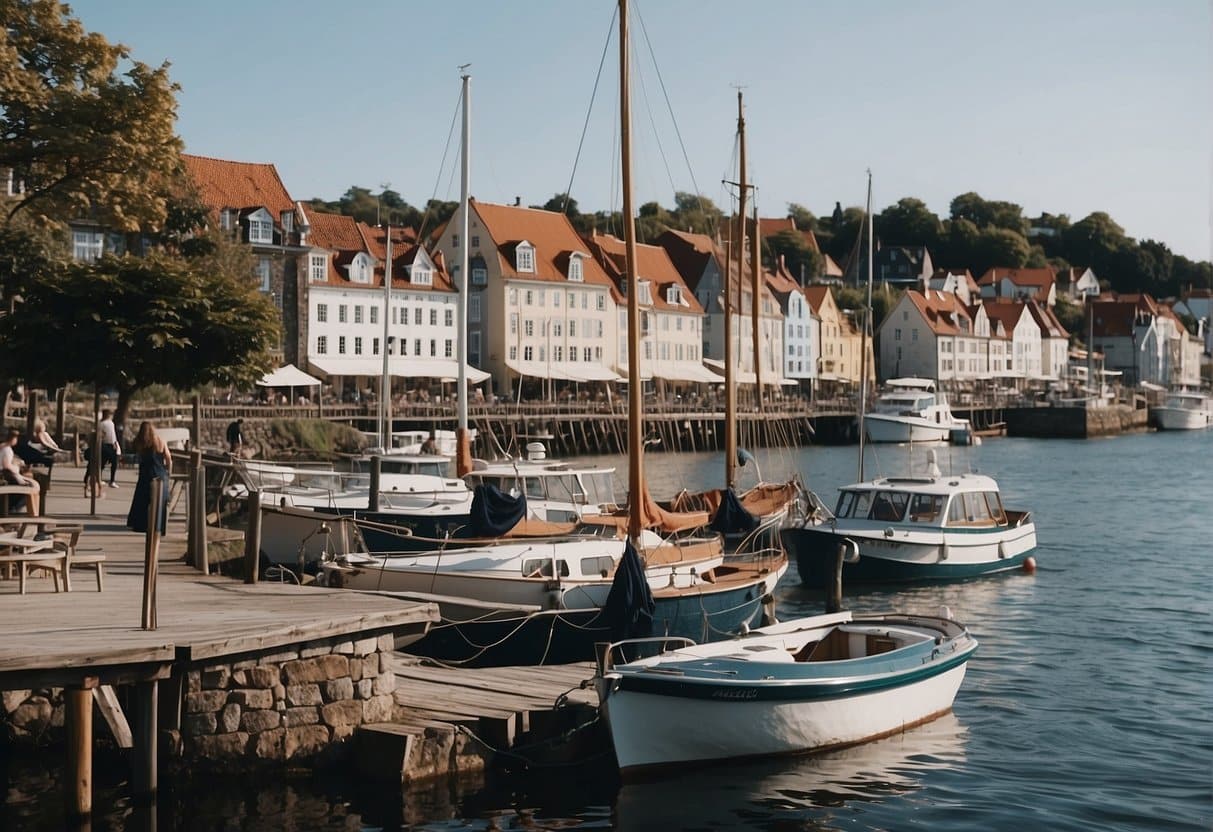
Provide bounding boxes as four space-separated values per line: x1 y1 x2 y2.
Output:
115 384 141 446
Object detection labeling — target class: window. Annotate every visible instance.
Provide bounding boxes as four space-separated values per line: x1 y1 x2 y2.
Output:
470 295 481 323
594 346 602 360
451 233 460 248
414 308 422 325
912 329 918 342
354 306 363 324
400 338 408 356
338 305 348 323
310 254 327 282
338 336 347 354
516 243 535 273
430 339 437 357
430 309 438 326
525 320 534 337
472 265 487 285
316 336 327 354
73 230 103 261
538 290 546 307
509 287 518 305
568 291 576 307
582 293 588 310
568 255 583 282
639 283 653 305
555 346 563 362
510 313 518 334
525 290 533 306
414 338 421 355
445 308 454 327
895 328 901 341
584 347 592 362
554 291 561 308
470 331 481 363
569 346 578 362
370 306 378 325
666 285 682 305
509 345 517 360
553 322 562 337
248 213 273 244
354 337 363 355
445 339 453 358
471 235 480 247
280 211 294 233
373 337 380 355
317 304 328 323
677 317 683 331
569 320 577 337
524 345 534 361
538 346 545 362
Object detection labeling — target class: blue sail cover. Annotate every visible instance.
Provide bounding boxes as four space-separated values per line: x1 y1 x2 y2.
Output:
603 540 655 640
465 483 528 537
710 487 758 534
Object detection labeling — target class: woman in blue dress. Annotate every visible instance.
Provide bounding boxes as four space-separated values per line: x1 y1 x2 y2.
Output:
127 421 171 534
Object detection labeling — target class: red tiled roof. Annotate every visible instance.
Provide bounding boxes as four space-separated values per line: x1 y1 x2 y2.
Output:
981 297 1030 334
802 285 834 316
656 229 719 292
182 153 294 217
470 199 613 289
905 290 975 336
362 223 453 293
978 266 1056 290
303 210 451 292
1025 299 1068 339
583 232 703 314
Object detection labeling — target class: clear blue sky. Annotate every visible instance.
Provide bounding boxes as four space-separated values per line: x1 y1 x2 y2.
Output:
70 0 1211 262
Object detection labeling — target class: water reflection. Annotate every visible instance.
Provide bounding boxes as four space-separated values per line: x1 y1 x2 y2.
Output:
613 713 968 831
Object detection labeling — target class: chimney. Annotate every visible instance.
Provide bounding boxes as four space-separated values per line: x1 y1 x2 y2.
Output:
514 196 521 207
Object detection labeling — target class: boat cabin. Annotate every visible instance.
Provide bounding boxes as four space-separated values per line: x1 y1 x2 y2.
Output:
465 461 617 518
833 476 1009 527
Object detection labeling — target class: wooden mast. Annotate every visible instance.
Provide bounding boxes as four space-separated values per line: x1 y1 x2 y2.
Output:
620 0 643 543
751 202 762 408
726 90 746 489
858 170 873 481
455 69 473 476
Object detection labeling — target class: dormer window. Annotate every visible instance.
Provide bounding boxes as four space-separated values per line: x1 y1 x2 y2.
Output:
280 211 294 233
638 280 653 306
516 242 535 273
666 285 683 305
410 265 432 286
220 209 235 232
310 254 327 282
246 208 274 244
568 254 584 282
348 253 372 284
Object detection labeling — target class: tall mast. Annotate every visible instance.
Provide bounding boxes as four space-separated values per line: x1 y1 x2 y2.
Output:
751 201 762 409
620 0 643 544
858 170 873 481
726 90 745 490
380 226 393 449
455 70 472 476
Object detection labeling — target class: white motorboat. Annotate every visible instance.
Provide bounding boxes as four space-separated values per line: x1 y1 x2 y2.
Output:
464 442 618 523
781 452 1036 585
596 608 977 774
1152 391 1212 430
863 378 970 443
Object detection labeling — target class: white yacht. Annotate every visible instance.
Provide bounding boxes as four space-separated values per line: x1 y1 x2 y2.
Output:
464 442 618 523
1152 391 1212 431
864 378 970 443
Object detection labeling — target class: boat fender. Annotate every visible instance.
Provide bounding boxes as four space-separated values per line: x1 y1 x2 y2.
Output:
940 541 949 561
841 538 860 564
997 541 1006 559
884 527 894 538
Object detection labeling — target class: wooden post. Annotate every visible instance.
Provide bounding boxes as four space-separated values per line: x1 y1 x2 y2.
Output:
141 478 163 630
827 541 846 614
368 455 381 512
89 390 101 517
191 394 201 451
244 490 261 584
65 681 97 818
55 387 66 442
25 388 38 437
193 450 208 575
131 680 158 804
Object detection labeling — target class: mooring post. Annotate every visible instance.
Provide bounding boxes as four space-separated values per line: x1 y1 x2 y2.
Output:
369 455 381 512
141 479 163 630
24 387 38 438
827 542 845 614
55 387 66 442
65 680 98 819
131 680 159 805
89 390 101 517
191 394 201 450
244 490 261 583
194 452 208 575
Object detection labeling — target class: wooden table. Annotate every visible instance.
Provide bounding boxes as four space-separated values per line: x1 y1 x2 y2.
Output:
0 533 65 594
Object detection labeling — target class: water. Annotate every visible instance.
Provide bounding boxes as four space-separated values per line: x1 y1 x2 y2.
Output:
4 433 1211 830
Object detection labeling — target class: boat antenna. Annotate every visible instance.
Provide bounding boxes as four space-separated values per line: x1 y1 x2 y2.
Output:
858 169 873 481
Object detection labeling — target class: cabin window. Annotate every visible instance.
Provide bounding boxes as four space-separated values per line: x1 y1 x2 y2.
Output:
908 494 945 523
524 477 546 499
836 490 871 519
580 556 614 578
522 559 569 578
983 491 1007 524
869 491 909 522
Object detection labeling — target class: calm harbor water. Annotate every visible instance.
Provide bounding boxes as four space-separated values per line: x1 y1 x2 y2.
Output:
4 432 1210 830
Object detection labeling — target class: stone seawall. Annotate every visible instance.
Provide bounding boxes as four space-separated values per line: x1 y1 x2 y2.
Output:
1005 404 1149 438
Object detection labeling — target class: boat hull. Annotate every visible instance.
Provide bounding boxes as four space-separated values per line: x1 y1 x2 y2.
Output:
863 414 955 443
602 657 969 773
782 523 1036 585
1153 407 1211 430
323 507 473 552
403 572 782 667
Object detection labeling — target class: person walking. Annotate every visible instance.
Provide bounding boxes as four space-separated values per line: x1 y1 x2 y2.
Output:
126 421 171 535
98 409 121 487
226 418 245 455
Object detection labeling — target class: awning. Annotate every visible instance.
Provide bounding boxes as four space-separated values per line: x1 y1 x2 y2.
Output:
257 363 322 387
506 357 621 382
309 357 489 383
702 359 793 386
653 362 724 383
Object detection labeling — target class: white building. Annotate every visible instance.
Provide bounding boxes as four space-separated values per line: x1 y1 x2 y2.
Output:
982 299 1043 381
1091 294 1203 387
877 290 985 383
978 267 1058 308
765 259 819 391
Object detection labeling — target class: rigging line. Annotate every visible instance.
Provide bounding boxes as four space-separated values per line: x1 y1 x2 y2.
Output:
633 41 678 199
634 1 705 203
416 83 464 245
563 3 618 217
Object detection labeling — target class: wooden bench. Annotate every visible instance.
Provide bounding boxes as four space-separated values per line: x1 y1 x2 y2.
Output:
0 534 66 594
0 483 40 517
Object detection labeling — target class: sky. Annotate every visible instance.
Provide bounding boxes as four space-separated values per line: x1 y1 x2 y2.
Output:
68 0 1212 262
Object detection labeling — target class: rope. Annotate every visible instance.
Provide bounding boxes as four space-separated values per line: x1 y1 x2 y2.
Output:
562 4 618 217
415 84 464 244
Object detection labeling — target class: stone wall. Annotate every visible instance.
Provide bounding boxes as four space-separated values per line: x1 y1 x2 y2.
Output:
175 632 396 764
2 632 397 767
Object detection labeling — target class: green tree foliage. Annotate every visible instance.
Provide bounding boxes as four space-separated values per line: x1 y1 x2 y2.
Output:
671 192 724 236
765 229 822 282
969 227 1031 275
949 192 1028 235
0 249 279 425
1052 297 1086 341
875 198 942 248
0 0 183 229
786 203 818 232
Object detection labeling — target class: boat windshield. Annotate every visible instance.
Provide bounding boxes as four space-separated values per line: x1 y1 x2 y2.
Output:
908 493 946 523
945 491 1005 526
544 473 587 505
836 489 910 521
872 394 934 414
582 472 616 508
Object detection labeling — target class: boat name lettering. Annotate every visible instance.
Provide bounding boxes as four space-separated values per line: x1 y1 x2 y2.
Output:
711 688 759 700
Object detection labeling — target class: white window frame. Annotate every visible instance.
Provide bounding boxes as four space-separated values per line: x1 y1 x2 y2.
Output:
568 254 584 282
310 254 327 282
470 295 482 323
317 304 328 323
316 336 327 355
516 242 535 273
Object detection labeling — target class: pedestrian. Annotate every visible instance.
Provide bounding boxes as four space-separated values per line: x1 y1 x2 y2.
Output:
1 428 36 513
98 409 120 488
226 418 245 455
126 421 171 535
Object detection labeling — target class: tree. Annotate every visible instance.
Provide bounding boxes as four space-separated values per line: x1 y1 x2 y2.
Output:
0 250 279 426
670 192 723 236
765 229 822 283
968 227 1031 275
1053 297 1086 343
538 192 579 219
786 203 818 232
875 198 942 248
0 0 183 229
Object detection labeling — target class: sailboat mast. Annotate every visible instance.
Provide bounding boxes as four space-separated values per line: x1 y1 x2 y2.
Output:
726 90 745 490
380 226 393 449
858 170 873 481
751 202 762 409
619 0 643 543
456 70 472 474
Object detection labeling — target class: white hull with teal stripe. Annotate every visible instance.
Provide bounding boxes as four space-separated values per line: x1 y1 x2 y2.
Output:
597 611 977 773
